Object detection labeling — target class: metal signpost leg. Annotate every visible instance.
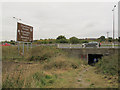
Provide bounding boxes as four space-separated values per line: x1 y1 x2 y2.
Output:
27 43 29 52
18 42 20 55
31 43 32 48
23 42 24 55
70 44 71 48
15 21 33 53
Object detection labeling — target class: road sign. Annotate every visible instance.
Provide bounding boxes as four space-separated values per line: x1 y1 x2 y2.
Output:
17 22 33 42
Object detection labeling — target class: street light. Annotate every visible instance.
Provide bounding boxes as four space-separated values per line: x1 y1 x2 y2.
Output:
107 32 109 39
13 17 22 21
112 5 116 48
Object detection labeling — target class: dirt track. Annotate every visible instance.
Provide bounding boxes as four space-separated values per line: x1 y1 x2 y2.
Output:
76 65 118 88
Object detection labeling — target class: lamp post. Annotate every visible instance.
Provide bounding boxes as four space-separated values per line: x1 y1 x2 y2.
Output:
107 32 109 45
107 32 109 39
112 5 116 48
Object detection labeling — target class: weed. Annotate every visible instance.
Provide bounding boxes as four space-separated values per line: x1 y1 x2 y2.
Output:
77 79 81 82
43 56 81 70
3 72 24 88
89 83 95 88
32 72 57 88
86 79 90 82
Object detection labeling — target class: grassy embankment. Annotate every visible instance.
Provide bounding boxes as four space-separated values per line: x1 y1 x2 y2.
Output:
95 53 119 86
2 45 119 88
2 46 86 88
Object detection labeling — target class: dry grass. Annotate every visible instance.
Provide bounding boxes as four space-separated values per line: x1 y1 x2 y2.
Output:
43 56 81 70
2 46 118 88
2 46 84 88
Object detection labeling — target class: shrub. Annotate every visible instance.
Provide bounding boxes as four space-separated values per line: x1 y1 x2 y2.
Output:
81 40 88 43
69 37 79 44
96 54 118 76
56 35 68 43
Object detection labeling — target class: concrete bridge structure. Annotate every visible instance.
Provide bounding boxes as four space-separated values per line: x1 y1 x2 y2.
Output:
61 48 119 64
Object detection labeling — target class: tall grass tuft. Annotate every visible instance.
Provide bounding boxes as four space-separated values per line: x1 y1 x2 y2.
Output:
25 46 65 62
43 56 81 70
2 46 23 61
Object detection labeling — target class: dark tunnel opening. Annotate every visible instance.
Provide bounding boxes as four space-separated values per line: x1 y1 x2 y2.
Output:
88 54 103 66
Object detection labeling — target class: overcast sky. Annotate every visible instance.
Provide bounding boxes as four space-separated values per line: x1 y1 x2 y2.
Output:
1 1 119 41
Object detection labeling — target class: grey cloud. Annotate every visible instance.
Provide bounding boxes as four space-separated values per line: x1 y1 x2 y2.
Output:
2 2 118 41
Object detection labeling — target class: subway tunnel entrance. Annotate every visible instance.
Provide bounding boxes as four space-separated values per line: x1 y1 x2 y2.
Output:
88 54 103 65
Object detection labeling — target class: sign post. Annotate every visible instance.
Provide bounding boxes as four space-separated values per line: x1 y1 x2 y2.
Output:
23 42 24 55
31 43 32 48
17 22 33 55
27 43 29 52
18 42 20 54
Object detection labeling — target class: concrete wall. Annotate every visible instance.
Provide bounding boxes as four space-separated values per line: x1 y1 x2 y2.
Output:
61 48 119 61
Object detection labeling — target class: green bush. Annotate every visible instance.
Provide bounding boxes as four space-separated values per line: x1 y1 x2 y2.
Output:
81 40 88 43
96 54 118 75
69 37 79 44
56 35 68 43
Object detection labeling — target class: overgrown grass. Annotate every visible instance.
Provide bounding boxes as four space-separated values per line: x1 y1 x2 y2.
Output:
2 45 66 62
2 46 23 61
3 70 57 88
32 72 57 88
25 46 64 61
3 69 24 88
2 45 119 88
43 56 81 70
2 45 84 88
95 54 118 76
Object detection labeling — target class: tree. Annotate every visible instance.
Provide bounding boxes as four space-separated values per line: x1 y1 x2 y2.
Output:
118 37 120 42
56 35 66 40
69 37 79 44
108 37 112 42
56 35 68 43
10 40 15 45
81 40 88 43
99 36 105 41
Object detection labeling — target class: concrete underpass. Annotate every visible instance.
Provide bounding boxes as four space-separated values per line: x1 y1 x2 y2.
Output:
88 54 103 65
61 48 119 65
